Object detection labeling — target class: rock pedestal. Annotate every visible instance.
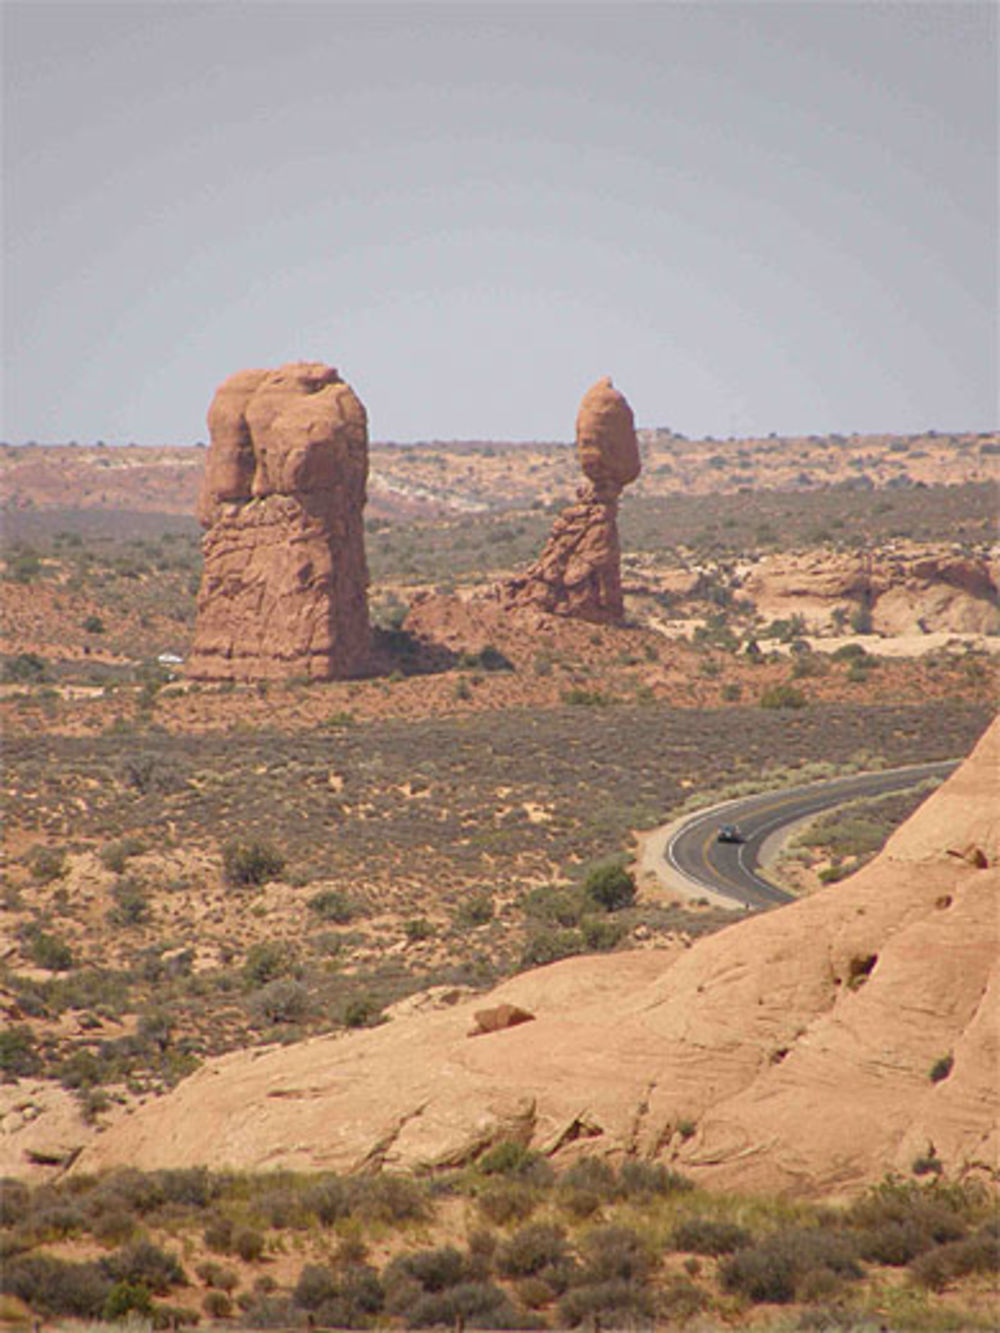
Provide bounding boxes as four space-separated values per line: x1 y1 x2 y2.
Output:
501 377 640 623
187 362 371 681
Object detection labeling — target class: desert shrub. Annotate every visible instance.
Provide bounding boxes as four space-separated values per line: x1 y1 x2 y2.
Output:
760 683 807 710
856 1218 935 1266
308 889 356 923
400 1279 533 1330
203 1214 234 1253
30 845 66 883
478 1182 539 1227
558 1158 618 1202
672 1217 751 1256
577 1225 655 1284
223 838 285 888
1 1253 111 1317
243 941 291 986
455 892 494 928
196 1259 236 1290
912 1150 943 1177
294 1263 338 1309
237 1293 302 1328
232 1225 265 1262
558 1186 603 1222
582 858 636 912
657 1276 709 1322
99 837 146 874
720 1244 798 1303
513 1276 553 1309
348 1172 429 1225
460 645 514 673
27 929 74 971
558 1279 655 1328
119 752 182 795
249 979 309 1026
154 1165 218 1210
108 876 151 926
0 1179 30 1227
3 650 48 681
519 928 583 969
104 1279 156 1322
27 1199 86 1239
384 1246 469 1294
84 1169 164 1220
580 915 626 951
302 1174 350 1225
82 613 106 634
496 1222 569 1279
103 1280 154 1320
313 1264 384 1328
102 1239 186 1294
403 917 433 942
929 1052 954 1083
203 1289 233 1318
909 1228 1000 1289
478 1142 551 1183
343 995 383 1029
0 1025 42 1078
522 884 585 927
721 1228 861 1304
847 1178 971 1250
618 1160 692 1197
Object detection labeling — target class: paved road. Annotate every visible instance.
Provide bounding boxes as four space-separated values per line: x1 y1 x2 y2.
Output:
665 760 957 910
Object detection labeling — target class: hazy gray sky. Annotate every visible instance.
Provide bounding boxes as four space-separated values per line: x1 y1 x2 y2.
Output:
3 1 996 443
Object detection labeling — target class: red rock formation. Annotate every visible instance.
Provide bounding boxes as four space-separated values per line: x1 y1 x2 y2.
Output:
187 362 370 681
470 1003 536 1037
501 377 640 623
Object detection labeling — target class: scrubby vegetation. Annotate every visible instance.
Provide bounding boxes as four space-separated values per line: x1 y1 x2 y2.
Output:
0 1165 995 1329
0 702 989 1104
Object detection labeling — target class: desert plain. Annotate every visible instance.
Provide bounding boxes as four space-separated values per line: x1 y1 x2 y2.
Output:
0 410 998 1331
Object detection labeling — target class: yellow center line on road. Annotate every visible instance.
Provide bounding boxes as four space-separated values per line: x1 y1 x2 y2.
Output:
678 762 954 903
698 826 751 895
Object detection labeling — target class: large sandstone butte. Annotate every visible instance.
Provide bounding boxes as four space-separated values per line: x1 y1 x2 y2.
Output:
501 376 640 622
186 362 370 681
66 719 999 1199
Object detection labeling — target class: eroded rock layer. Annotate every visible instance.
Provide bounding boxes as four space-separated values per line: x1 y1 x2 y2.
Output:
501 377 640 623
187 363 370 680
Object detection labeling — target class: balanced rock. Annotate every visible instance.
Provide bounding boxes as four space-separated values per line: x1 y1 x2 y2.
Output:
501 377 639 623
187 362 371 681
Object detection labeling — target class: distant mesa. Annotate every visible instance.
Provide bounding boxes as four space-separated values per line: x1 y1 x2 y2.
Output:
499 376 640 624
187 362 371 682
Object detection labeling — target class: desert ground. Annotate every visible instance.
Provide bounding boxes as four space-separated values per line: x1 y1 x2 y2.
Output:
1 428 997 1331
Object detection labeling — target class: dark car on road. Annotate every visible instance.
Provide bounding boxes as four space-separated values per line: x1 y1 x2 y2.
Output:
717 823 744 844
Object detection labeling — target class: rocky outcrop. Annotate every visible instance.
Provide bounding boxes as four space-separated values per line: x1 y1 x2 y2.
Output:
68 721 999 1198
500 378 640 623
470 1003 535 1037
743 545 1000 636
187 363 371 681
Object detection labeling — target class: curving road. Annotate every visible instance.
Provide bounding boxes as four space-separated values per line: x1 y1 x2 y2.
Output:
665 760 957 910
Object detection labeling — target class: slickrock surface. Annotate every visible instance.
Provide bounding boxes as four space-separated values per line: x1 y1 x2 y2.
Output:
70 720 999 1198
744 545 1000 636
500 377 640 623
187 362 370 681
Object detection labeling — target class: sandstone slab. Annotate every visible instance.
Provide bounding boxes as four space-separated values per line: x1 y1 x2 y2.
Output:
70 721 999 1197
